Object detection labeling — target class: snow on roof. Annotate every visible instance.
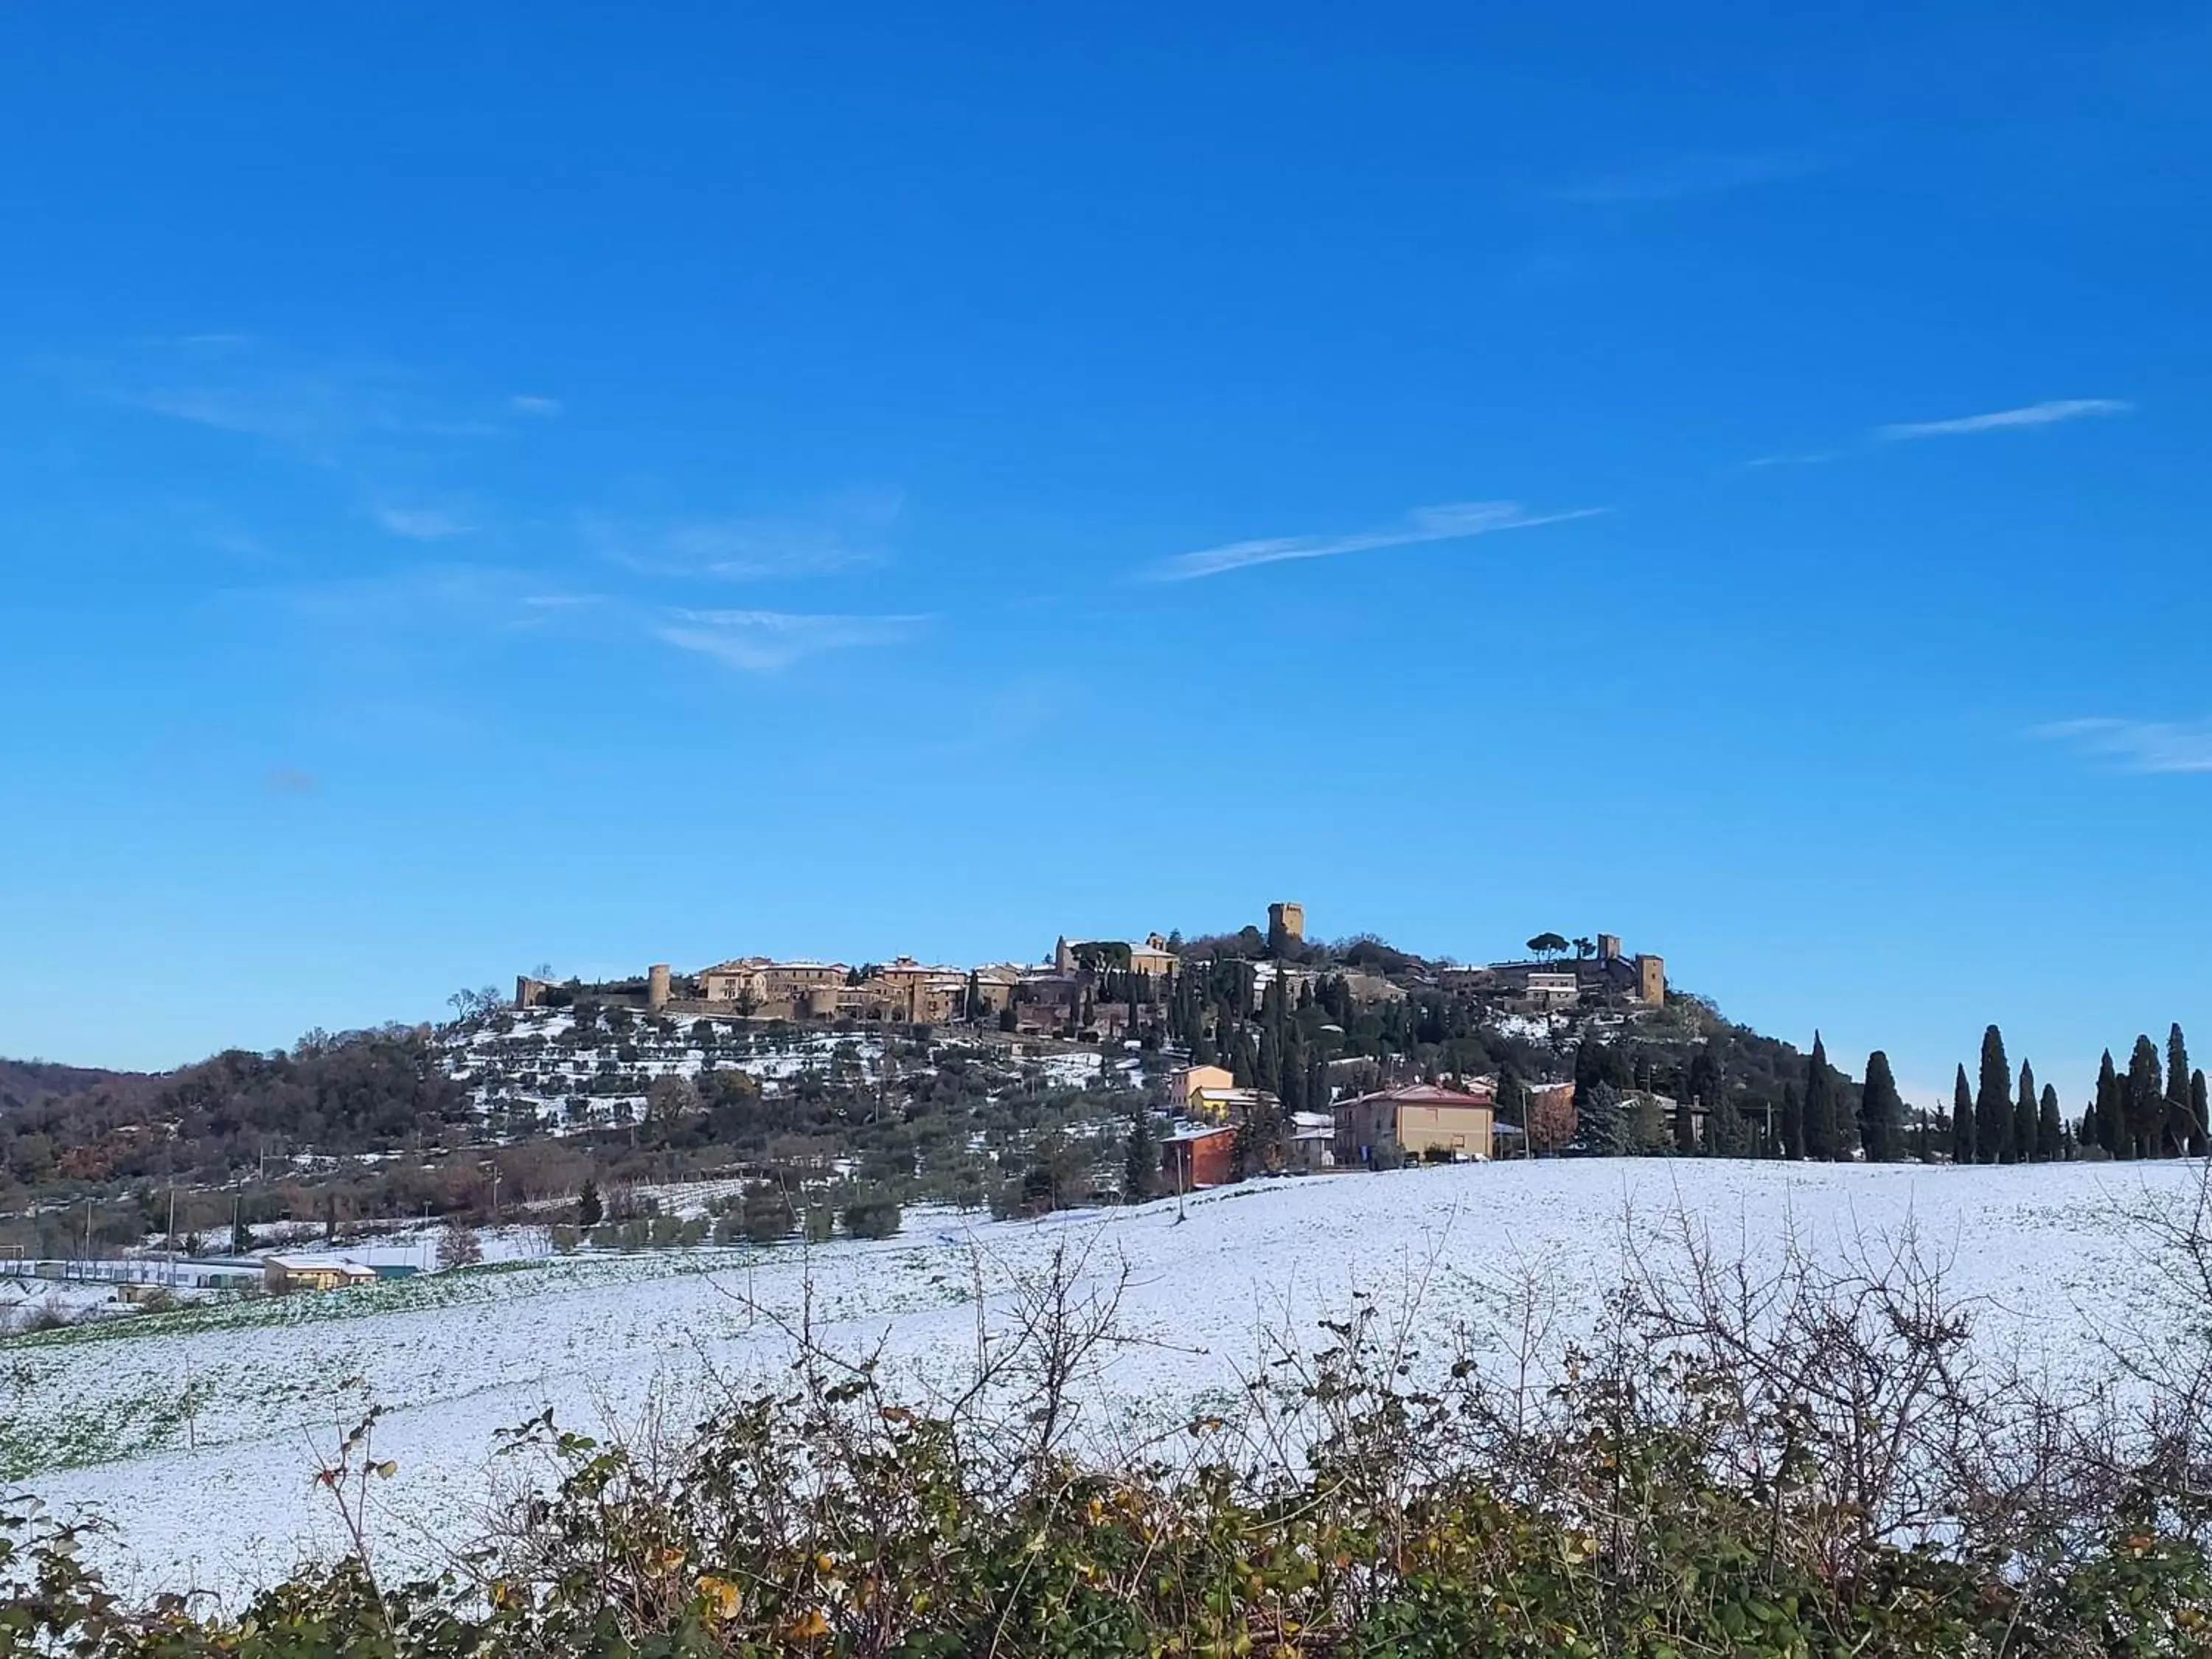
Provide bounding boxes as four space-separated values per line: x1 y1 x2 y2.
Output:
1342 1082 1497 1109
1164 1122 1237 1143
265 1254 376 1273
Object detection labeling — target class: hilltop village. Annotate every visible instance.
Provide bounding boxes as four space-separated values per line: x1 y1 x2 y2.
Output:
518 903 1665 1035
509 905 1675 1180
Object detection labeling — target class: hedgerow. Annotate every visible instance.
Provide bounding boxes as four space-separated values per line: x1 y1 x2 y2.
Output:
9 1197 2212 1657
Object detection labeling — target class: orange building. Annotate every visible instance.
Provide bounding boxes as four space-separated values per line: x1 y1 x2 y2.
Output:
1161 1124 1238 1191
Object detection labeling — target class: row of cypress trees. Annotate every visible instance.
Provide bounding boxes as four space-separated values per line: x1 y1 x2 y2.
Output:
1947 1023 2208 1165
1724 1034 1894 1160
1709 1023 2207 1167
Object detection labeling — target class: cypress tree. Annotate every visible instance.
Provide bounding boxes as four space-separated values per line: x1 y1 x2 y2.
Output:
1123 1107 1158 1203
2126 1035 2165 1158
1950 1065 1975 1166
1859 1051 1903 1163
1705 1093 1745 1158
1975 1026 2011 1164
1688 1048 1722 1121
2037 1082 2063 1163
2014 1060 2039 1164
2193 1070 2210 1157
2167 1025 2193 1158
1779 1083 1804 1160
1802 1034 1837 1160
2093 1049 2121 1157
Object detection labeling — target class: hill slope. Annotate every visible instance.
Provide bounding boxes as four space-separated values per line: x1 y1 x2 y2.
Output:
12 1155 2197 1605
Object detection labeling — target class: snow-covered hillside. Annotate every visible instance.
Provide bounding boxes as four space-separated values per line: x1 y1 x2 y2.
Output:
12 1157 2205 1606
440 1009 1142 1135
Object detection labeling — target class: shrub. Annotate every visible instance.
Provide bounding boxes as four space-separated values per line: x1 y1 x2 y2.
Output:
436 1222 482 1270
841 1193 902 1240
740 1185 794 1245
10 1219 2212 1658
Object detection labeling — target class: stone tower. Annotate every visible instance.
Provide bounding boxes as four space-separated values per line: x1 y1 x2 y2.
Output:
647 963 672 1012
1635 953 1666 1005
1267 901 1306 949
1596 933 1621 962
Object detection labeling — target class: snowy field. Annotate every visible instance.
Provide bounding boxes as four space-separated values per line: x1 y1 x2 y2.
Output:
8 1157 2206 1607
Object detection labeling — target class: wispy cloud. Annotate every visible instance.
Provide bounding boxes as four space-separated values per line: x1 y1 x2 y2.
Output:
585 490 902 581
2032 717 2212 775
271 563 593 643
1877 399 2131 442
93 336 554 473
1148 501 1603 582
655 609 929 672
104 339 431 456
371 501 474 540
1745 449 1845 468
1552 148 1826 205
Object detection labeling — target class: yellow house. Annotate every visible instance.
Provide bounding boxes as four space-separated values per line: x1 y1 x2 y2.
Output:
1167 1062 1234 1112
1334 1083 1498 1165
1128 933 1178 978
263 1255 379 1294
1192 1085 1276 1124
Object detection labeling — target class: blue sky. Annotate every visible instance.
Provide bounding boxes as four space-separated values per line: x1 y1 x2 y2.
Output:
3 4 2208 1099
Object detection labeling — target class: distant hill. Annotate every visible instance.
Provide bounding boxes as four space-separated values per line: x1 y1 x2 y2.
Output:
0 1057 153 1114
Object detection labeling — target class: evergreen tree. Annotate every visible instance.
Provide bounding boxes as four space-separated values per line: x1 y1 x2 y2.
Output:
1802 1034 1837 1160
1975 1026 2011 1164
1123 1107 1158 1203
1779 1083 1804 1160
1578 1080 1627 1155
2126 1034 2166 1158
2093 1049 2122 1158
2167 1025 2194 1158
2193 1070 2211 1157
1859 1051 1903 1163
1233 1092 1286 1178
2014 1060 2039 1164
577 1179 603 1229
2037 1083 2062 1163
1911 1107 1932 1164
1686 1047 1722 1121
1951 1065 1975 1165
1673 1095 1696 1155
1705 1093 1745 1158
